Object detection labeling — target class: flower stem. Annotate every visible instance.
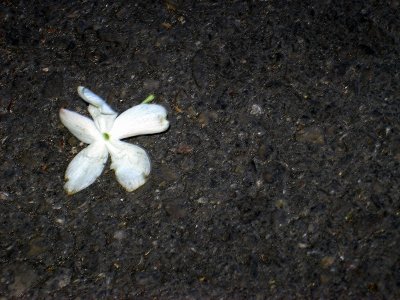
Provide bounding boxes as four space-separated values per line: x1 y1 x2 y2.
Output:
142 94 156 104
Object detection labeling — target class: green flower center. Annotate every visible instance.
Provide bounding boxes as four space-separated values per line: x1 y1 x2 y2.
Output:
103 132 110 140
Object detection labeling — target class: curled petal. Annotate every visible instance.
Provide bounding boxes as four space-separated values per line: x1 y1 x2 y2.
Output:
64 142 108 195
110 104 169 139
77 86 116 115
59 109 102 144
88 105 117 133
107 140 151 192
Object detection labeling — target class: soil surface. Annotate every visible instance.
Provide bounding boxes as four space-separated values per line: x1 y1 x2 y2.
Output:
0 1 399 298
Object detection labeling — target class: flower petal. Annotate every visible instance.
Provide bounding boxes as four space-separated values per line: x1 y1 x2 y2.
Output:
59 109 102 144
64 142 108 195
77 86 116 115
107 140 151 192
88 105 117 133
110 104 169 139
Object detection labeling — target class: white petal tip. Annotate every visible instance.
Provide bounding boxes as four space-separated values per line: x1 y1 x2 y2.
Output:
64 177 84 195
117 170 148 192
159 118 170 131
77 86 90 102
64 185 78 195
59 108 67 116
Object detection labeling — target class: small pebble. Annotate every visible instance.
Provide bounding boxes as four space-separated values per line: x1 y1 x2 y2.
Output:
196 197 208 204
250 104 263 116
321 256 335 268
0 191 9 200
113 230 126 240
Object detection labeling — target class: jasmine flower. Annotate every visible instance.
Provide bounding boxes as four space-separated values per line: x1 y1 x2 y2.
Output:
60 86 169 195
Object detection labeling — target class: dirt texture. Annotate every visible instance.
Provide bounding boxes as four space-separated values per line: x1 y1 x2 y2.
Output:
0 1 399 298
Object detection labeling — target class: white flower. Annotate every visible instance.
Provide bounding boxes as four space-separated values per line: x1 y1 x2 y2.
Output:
59 86 169 195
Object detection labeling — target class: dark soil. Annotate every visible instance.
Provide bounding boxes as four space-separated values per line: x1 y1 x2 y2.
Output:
1 1 399 298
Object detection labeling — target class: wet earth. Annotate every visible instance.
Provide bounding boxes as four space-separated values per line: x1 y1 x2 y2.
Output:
0 1 399 298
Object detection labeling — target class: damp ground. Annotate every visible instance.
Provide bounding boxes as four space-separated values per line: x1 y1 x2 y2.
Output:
0 1 399 298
